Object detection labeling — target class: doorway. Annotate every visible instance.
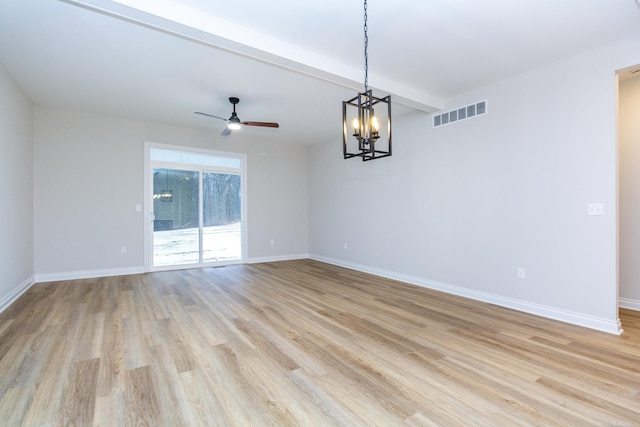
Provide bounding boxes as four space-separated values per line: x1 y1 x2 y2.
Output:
145 144 247 271
618 65 640 312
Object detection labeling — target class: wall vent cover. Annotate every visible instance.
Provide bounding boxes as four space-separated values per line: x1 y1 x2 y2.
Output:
433 100 487 128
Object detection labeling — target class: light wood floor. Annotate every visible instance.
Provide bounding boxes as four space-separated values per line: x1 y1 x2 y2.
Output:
1 259 639 426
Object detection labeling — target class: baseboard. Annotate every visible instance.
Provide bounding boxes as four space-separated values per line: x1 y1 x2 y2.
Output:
310 254 623 335
0 275 35 314
34 266 146 283
619 297 640 311
29 256 627 334
246 253 310 264
33 256 310 282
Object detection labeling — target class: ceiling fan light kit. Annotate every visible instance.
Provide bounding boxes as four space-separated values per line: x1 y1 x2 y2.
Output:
195 97 279 136
343 0 392 161
226 97 242 130
227 118 241 130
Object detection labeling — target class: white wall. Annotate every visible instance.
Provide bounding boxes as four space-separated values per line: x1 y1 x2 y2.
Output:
0 63 34 310
309 34 640 333
15 34 640 333
34 108 308 278
620 74 640 305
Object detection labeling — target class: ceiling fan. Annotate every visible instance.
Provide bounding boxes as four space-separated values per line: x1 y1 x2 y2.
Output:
195 97 279 136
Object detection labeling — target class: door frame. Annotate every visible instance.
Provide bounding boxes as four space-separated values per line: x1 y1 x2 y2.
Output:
144 142 248 272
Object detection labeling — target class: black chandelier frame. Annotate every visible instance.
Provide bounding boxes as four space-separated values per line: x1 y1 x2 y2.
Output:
342 0 392 162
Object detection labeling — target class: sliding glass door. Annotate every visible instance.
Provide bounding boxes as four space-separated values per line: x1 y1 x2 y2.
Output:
148 145 245 270
152 168 200 266
202 172 241 263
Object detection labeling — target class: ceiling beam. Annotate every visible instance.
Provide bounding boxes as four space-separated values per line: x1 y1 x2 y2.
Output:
60 0 443 113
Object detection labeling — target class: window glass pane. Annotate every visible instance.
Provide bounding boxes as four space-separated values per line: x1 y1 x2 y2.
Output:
202 172 241 262
153 168 200 266
150 148 241 170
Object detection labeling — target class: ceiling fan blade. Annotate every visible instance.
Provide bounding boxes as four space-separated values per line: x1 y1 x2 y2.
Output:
220 127 233 136
242 121 279 128
195 111 228 122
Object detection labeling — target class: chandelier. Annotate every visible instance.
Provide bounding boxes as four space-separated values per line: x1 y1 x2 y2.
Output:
342 0 392 161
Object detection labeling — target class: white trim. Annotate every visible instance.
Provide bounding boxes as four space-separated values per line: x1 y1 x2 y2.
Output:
34 266 145 283
246 253 310 264
144 142 153 271
144 142 248 272
31 256 308 282
310 254 623 335
619 297 640 311
0 276 35 314
151 259 244 272
27 253 629 333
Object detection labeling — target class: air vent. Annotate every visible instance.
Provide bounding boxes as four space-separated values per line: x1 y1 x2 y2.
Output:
433 100 487 128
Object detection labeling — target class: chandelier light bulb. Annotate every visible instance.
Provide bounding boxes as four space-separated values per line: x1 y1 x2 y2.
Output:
371 116 379 132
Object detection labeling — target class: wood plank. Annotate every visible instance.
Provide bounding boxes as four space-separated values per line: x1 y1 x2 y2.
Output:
124 365 161 426
0 385 33 425
179 369 230 427
62 358 100 426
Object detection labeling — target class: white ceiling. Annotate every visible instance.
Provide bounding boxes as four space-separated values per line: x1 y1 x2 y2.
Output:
1 0 640 146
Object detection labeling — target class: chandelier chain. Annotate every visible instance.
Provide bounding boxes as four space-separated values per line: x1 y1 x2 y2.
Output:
364 0 368 92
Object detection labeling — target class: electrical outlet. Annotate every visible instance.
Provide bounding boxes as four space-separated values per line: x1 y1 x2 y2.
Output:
344 243 348 250
270 239 275 246
587 203 604 216
121 246 127 254
517 268 525 279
